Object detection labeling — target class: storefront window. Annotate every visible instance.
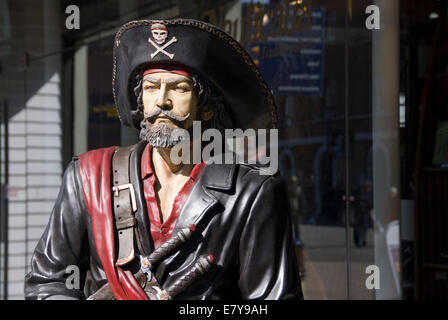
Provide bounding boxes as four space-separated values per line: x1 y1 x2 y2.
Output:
1 0 446 300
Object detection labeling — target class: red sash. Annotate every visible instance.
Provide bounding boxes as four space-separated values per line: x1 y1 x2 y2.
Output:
78 147 148 300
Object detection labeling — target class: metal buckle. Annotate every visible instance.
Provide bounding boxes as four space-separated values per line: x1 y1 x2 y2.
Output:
112 183 137 212
139 255 152 278
152 286 170 300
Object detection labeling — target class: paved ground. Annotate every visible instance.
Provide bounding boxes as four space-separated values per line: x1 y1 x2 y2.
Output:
298 224 376 300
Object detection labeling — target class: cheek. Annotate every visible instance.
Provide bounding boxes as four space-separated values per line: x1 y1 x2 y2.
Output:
142 92 156 113
173 94 198 114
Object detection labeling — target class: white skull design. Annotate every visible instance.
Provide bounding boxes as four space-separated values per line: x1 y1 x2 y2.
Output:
151 23 168 44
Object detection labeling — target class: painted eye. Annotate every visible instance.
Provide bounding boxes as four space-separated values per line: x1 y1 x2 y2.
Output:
144 84 157 91
174 83 191 93
175 86 187 93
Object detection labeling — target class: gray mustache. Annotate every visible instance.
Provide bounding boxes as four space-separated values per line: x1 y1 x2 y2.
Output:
146 107 190 123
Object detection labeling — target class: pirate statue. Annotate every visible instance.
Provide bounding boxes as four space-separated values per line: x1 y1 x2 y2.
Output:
24 19 303 300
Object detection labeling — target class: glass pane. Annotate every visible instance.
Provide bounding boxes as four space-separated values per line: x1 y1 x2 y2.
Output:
238 0 349 299
346 0 375 300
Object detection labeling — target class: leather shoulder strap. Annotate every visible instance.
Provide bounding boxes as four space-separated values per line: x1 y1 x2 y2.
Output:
112 144 138 266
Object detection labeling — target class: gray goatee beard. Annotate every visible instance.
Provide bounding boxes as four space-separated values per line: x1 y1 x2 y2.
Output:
139 119 190 149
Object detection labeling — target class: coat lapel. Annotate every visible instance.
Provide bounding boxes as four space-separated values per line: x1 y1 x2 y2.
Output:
172 162 237 233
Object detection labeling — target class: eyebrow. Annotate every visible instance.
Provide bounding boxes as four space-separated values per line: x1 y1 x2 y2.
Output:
143 75 193 85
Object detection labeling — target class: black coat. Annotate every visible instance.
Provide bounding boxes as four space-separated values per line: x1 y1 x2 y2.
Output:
24 141 302 300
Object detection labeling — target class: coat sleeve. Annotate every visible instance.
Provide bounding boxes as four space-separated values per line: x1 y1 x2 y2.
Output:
238 174 303 300
24 160 90 300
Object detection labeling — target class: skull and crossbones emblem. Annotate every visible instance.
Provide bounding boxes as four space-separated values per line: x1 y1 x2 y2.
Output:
148 23 177 59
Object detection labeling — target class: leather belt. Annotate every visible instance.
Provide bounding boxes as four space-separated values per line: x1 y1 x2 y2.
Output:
112 145 137 266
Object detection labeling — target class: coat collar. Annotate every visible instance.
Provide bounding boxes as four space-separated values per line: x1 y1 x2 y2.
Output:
199 162 237 191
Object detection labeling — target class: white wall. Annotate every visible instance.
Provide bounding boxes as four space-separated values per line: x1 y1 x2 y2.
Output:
0 0 62 300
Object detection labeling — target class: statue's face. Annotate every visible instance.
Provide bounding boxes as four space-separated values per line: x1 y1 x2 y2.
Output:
142 72 198 130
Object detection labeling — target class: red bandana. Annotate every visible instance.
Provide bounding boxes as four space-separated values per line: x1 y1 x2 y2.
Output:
142 63 191 78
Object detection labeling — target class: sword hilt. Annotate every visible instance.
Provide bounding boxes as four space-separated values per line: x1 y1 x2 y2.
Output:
164 254 215 299
141 224 196 270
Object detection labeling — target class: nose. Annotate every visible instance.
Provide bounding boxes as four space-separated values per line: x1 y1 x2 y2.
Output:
155 80 172 109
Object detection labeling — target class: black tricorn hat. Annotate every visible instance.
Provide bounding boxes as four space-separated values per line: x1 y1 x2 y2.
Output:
113 19 277 130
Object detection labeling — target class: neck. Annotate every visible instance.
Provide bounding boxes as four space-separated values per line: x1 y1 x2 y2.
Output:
151 145 194 179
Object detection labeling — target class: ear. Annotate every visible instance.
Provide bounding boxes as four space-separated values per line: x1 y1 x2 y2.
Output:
201 110 214 121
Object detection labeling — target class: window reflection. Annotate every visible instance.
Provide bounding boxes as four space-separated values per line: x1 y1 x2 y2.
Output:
0 0 445 300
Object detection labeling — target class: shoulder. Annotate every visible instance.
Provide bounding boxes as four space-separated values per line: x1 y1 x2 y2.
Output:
60 147 117 181
74 146 119 184
78 146 118 165
235 164 290 206
237 162 279 177
235 164 290 221
236 162 283 186
202 161 284 195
